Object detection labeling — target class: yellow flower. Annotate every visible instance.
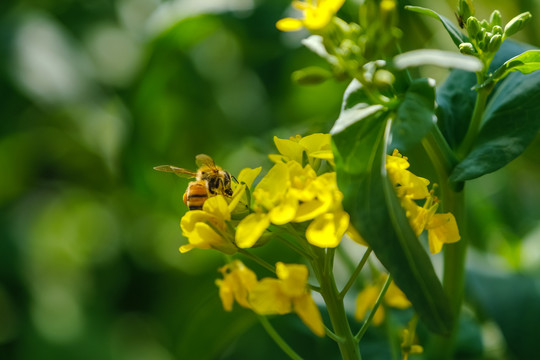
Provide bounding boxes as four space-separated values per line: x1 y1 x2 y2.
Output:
215 260 258 311
386 149 461 254
269 134 334 169
355 276 410 326
179 195 236 254
235 160 348 248
249 262 325 337
276 0 345 32
386 150 430 200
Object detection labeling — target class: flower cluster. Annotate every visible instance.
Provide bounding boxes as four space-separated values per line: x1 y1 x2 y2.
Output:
216 260 325 336
179 133 354 254
386 149 461 254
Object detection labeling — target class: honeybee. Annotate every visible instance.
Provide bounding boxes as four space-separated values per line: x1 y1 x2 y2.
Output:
154 154 234 210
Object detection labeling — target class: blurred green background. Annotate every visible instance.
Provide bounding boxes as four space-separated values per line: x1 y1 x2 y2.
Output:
1 0 540 359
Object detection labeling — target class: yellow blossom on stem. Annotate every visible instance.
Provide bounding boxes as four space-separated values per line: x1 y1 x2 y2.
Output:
180 195 237 254
355 276 410 326
215 261 324 337
236 160 349 249
276 0 345 32
269 133 334 169
250 262 325 337
215 260 258 310
386 149 461 254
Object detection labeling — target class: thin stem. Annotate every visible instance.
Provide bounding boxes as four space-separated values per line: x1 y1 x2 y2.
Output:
457 81 490 159
339 248 372 299
275 233 315 260
311 247 362 360
355 275 392 342
258 315 303 360
238 249 276 274
324 325 343 343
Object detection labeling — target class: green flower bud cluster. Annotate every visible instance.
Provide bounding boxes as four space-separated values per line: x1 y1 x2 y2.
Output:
456 0 532 64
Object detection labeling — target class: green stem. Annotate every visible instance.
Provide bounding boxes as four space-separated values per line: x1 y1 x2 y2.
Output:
339 248 372 299
312 247 362 360
355 275 392 342
238 249 276 274
457 80 490 159
258 315 303 360
422 126 467 359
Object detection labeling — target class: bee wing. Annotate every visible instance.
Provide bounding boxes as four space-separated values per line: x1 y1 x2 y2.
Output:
153 165 197 178
195 154 216 169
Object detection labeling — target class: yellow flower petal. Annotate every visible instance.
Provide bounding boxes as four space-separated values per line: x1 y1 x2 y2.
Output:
346 225 368 247
294 199 328 222
237 167 262 189
203 196 231 221
269 195 297 225
235 213 271 248
293 293 325 337
355 284 385 325
276 17 304 32
306 211 349 248
274 135 305 164
427 213 460 254
276 262 308 298
216 279 234 311
384 281 411 309
249 278 292 315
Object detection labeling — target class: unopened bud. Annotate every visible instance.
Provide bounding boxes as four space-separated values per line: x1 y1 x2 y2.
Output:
457 0 474 20
466 17 482 39
488 34 502 52
480 19 490 29
492 25 503 35
504 12 532 37
459 42 476 55
292 66 332 85
490 10 502 27
373 69 395 89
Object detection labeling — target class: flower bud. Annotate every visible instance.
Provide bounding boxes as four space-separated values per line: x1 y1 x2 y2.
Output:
459 42 476 55
480 19 490 29
488 34 502 53
492 25 503 35
489 10 502 27
373 69 395 90
292 66 332 85
466 17 482 39
504 12 532 37
457 0 474 21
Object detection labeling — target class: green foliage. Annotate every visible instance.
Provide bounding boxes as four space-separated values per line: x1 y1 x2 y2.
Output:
332 83 453 335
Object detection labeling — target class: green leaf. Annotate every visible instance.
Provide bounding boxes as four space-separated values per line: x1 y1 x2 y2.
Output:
389 78 436 151
491 50 540 82
436 40 532 149
333 115 453 335
405 6 469 48
330 79 386 135
393 50 482 72
450 65 540 182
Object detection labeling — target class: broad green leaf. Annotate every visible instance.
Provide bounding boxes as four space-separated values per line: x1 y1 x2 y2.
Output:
437 40 532 149
491 50 540 82
450 66 540 181
333 115 453 335
389 78 436 151
330 79 386 135
405 6 469 48
393 50 482 72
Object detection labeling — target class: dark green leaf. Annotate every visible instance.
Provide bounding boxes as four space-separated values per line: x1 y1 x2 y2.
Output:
492 50 540 82
450 66 540 181
405 6 469 48
389 78 436 151
333 115 453 335
437 40 533 149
